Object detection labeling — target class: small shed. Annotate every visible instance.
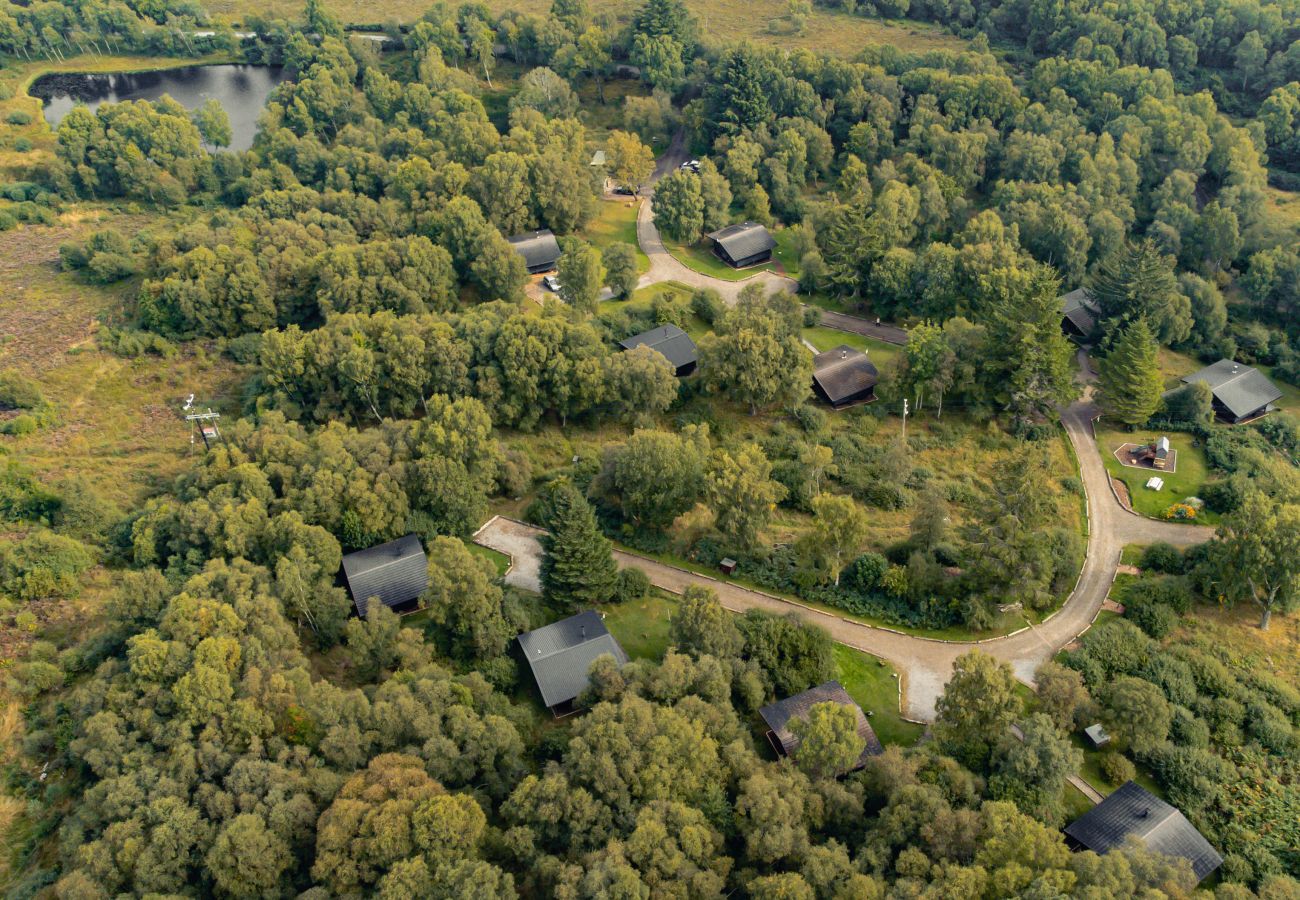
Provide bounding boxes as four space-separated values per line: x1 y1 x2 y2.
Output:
339 534 429 618
508 229 562 274
1065 781 1222 882
1153 436 1171 466
590 149 607 167
812 345 879 409
759 681 884 774
719 558 738 575
1060 287 1101 343
619 324 698 376
706 222 776 269
1180 359 1283 424
517 610 629 716
1084 723 1111 748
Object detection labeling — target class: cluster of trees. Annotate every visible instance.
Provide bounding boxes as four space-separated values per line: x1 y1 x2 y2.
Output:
0 0 233 61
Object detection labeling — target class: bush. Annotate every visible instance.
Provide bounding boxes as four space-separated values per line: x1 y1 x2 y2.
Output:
1162 502 1197 520
690 288 724 324
0 415 37 436
790 403 826 434
0 530 94 601
1099 752 1135 785
13 138 30 153
0 371 42 411
1139 542 1184 574
801 305 820 327
0 211 16 231
842 552 888 593
615 566 651 602
1201 478 1244 514
1128 598 1176 637
5 110 31 125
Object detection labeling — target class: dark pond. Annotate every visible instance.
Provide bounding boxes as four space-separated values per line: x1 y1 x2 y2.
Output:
29 64 287 152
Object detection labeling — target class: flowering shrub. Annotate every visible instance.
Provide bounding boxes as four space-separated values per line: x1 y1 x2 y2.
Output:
1163 502 1197 520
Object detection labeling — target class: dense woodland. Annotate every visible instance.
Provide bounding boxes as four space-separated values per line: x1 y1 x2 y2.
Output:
0 0 1299 894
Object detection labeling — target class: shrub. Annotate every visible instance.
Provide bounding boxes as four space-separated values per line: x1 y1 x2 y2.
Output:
13 138 30 152
1162 502 1197 520
0 415 37 436
0 211 16 231
1201 478 1244 514
0 530 94 601
1168 705 1210 748
1128 599 1175 638
790 403 826 434
1139 542 1183 574
615 566 651 602
843 552 888 593
1099 752 1135 785
690 288 724 324
0 371 41 411
5 110 31 125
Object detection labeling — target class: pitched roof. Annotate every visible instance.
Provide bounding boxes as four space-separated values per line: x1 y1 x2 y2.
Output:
517 610 629 709
758 681 883 772
707 222 776 261
1060 287 1100 337
340 534 428 617
590 150 607 166
812 345 879 403
1180 359 1282 420
507 229 562 270
1065 781 1222 882
618 324 698 370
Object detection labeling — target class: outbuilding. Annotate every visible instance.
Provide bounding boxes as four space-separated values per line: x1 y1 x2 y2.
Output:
508 229 562 274
1180 359 1283 424
812 345 879 409
706 222 776 269
1060 287 1101 343
618 324 698 376
517 610 629 717
1064 781 1222 883
759 681 883 774
339 534 429 618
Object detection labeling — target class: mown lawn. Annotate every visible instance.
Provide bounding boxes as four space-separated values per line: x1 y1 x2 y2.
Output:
1095 425 1219 525
832 644 925 747
601 590 678 661
801 326 901 369
583 200 649 274
468 543 511 578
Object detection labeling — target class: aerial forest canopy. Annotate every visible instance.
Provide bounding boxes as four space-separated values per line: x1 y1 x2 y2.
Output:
0 0 1299 895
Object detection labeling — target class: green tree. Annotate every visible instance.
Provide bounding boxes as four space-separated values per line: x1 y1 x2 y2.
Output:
602 242 639 299
540 481 618 607
653 170 705 242
1033 660 1091 732
206 813 292 899
934 651 1024 772
191 99 232 148
707 443 786 550
423 536 512 660
669 584 744 658
1089 239 1191 346
790 701 865 778
1099 676 1171 753
596 427 709 529
699 295 812 414
901 321 956 418
607 129 655 194
511 66 578 118
558 238 605 314
1098 318 1164 427
603 345 679 424
1209 489 1300 629
799 493 869 586
344 603 404 679
988 713 1082 825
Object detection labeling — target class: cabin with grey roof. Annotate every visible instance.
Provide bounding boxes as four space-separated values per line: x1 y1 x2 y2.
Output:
812 345 879 409
517 610 629 716
1180 359 1282 423
707 222 777 268
758 681 883 774
339 534 429 618
1064 781 1222 882
619 324 698 376
508 229 562 273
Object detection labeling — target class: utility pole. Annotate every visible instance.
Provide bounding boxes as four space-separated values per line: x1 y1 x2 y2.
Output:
902 397 909 442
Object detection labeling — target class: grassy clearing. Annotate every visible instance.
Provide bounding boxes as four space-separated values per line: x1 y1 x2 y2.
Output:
601 589 678 661
1259 363 1300 415
1095 424 1218 525
1155 346 1202 391
206 0 969 58
801 326 901 369
468 543 511 577
606 280 712 339
584 199 649 274
772 228 802 279
1119 544 1146 567
832 644 924 747
1246 185 1300 251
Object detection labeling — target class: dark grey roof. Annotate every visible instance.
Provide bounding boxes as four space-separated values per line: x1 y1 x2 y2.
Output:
1180 359 1282 420
517 610 628 709
812 345 879 403
618 324 698 370
1061 287 1100 337
1065 781 1222 882
707 222 776 260
758 681 883 772
507 229 561 270
340 534 428 617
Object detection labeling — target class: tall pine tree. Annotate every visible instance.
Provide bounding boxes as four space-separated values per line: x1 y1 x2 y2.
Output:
1098 318 1164 427
540 482 618 607
1088 239 1191 346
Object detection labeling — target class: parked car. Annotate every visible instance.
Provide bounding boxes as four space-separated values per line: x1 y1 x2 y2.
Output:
680 159 701 173
542 275 561 292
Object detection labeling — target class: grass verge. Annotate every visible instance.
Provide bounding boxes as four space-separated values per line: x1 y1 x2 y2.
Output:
832 644 924 747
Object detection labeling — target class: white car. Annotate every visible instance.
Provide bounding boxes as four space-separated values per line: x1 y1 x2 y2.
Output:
679 159 701 173
542 275 561 292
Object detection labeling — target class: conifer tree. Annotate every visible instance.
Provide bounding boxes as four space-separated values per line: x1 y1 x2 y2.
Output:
540 482 618 607
1098 318 1164 427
